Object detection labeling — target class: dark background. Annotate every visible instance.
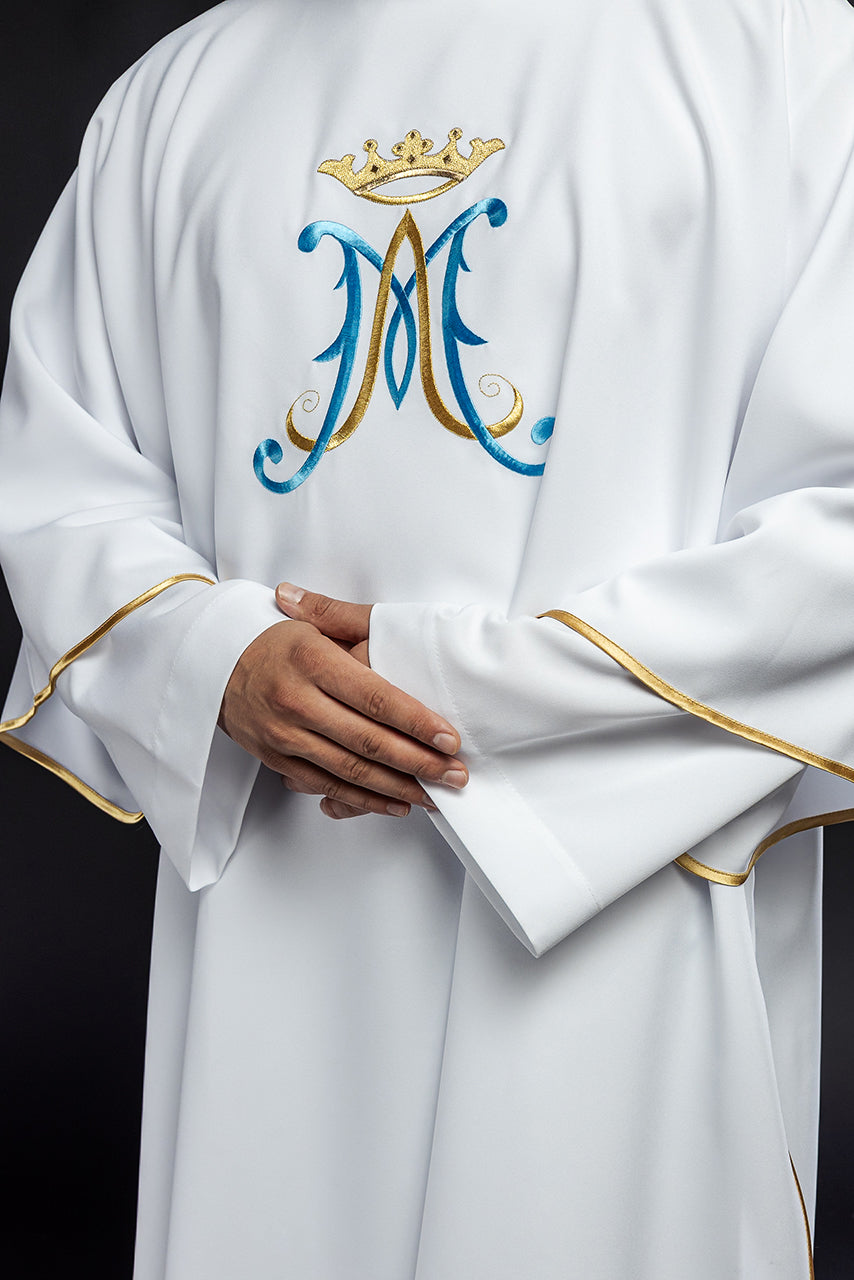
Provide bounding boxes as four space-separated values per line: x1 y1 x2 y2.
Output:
0 3 852 1276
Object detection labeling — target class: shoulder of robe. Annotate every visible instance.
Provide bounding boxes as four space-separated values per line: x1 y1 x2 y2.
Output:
78 0 280 175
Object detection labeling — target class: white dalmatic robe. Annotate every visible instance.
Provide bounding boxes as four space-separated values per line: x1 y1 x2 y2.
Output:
3 0 854 1275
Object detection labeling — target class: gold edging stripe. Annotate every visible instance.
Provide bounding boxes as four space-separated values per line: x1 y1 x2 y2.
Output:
0 574 215 736
676 809 854 886
1 731 144 824
539 609 854 886
0 573 215 824
539 610 854 782
538 608 816 1280
790 1155 816 1280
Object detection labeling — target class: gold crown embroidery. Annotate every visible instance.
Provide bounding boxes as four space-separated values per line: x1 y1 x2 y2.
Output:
318 128 505 204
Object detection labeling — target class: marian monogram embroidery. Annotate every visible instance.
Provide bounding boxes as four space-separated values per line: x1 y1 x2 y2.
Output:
254 129 555 494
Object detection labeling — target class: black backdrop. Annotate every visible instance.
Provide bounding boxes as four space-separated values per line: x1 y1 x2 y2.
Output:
0 4 852 1276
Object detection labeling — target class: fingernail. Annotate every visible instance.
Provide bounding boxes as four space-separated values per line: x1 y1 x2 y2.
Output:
433 732 458 754
388 803 410 817
276 583 305 605
441 770 467 789
419 792 438 811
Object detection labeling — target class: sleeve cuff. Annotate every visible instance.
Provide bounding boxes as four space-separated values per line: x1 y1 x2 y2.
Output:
368 601 601 956
150 579 284 888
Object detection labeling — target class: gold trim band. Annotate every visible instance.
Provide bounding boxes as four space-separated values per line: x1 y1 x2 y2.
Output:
790 1155 816 1280
539 609 854 886
676 809 854 886
1 731 144 824
0 573 215 824
539 610 854 782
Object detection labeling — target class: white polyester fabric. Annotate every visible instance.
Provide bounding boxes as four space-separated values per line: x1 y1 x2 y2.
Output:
2 1 854 1275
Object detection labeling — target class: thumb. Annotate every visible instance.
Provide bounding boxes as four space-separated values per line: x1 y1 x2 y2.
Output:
275 582 372 643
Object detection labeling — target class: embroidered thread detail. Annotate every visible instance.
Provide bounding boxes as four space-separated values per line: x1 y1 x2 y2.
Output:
253 130 556 493
319 128 505 205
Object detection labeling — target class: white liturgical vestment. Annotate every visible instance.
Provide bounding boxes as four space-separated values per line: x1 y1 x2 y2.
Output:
3 0 854 1275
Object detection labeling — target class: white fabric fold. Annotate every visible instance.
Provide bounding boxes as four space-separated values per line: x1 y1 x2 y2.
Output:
369 603 805 955
62 578 282 887
0 65 283 888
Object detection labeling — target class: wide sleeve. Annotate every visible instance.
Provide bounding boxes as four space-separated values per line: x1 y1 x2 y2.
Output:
0 71 281 890
369 1 854 956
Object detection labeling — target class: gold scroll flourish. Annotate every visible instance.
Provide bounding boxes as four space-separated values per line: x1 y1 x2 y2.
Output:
538 608 854 886
286 391 335 454
287 210 523 455
0 572 215 824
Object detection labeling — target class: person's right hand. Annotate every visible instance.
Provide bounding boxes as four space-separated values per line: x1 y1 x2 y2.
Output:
218 620 468 819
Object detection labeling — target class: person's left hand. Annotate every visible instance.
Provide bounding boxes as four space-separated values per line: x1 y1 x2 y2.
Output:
276 580 371 663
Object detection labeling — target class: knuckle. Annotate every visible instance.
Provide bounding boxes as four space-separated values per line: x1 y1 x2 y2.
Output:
274 752 301 777
289 636 322 676
308 594 334 621
266 723 296 756
273 675 303 706
269 682 295 715
359 730 385 761
365 686 388 721
262 746 288 773
278 691 310 727
268 679 310 724
284 772 316 797
346 756 373 786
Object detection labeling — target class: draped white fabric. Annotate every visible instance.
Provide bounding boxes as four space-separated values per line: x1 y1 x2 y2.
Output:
2 0 853 1274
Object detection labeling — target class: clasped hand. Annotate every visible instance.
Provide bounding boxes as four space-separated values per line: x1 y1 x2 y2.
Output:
218 583 468 821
